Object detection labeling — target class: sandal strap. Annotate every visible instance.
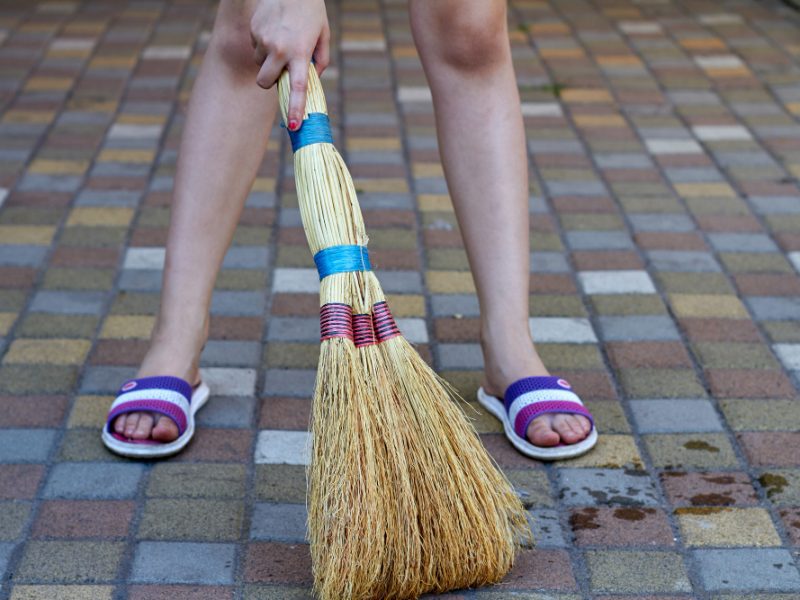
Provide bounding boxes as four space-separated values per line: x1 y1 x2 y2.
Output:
106 376 192 437
117 375 192 400
514 401 594 442
504 375 576 410
505 376 594 440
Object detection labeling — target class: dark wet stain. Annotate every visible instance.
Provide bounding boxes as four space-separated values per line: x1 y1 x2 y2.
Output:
662 471 687 478
515 489 534 509
613 507 655 521
608 496 647 506
702 474 735 484
570 507 600 530
690 493 735 506
624 468 649 477
683 440 720 452
674 506 728 515
790 520 800 529
774 563 784 569
759 473 788 498
588 490 609 503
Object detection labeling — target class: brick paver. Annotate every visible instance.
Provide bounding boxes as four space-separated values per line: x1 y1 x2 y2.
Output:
1 0 800 597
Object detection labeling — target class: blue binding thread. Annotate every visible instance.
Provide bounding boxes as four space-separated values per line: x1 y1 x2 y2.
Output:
314 245 371 280
288 112 333 153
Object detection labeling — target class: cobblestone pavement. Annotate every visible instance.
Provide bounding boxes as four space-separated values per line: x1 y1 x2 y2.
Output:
1 0 800 598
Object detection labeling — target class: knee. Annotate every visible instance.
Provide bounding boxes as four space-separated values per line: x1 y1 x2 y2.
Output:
209 18 259 73
424 4 509 71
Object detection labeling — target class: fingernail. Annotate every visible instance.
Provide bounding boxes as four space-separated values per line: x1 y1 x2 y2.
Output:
288 119 299 131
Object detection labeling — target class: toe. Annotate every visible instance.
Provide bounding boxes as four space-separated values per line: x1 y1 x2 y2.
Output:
577 414 592 434
123 413 140 438
113 414 127 434
527 415 560 447
151 414 180 442
131 413 154 439
553 414 587 444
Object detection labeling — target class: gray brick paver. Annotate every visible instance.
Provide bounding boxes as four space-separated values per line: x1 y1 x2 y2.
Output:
1 0 799 597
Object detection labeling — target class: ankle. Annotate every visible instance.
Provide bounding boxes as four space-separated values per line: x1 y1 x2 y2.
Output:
137 345 202 385
151 311 210 346
478 318 533 361
137 312 209 384
479 320 549 394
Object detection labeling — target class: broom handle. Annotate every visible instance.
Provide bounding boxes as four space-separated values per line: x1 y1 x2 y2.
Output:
277 63 371 244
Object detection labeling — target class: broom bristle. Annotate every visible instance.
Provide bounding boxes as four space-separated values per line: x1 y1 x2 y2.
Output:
279 66 531 600
362 275 530 595
309 273 423 600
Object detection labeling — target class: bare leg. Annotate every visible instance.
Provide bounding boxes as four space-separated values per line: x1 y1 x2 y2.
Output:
114 0 278 441
410 0 590 446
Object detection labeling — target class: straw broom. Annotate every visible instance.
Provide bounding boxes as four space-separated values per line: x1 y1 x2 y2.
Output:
277 64 530 600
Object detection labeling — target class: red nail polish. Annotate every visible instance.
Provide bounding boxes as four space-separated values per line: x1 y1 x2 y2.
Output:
288 120 299 131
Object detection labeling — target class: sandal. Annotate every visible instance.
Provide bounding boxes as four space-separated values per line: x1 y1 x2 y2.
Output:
101 375 210 458
477 375 598 461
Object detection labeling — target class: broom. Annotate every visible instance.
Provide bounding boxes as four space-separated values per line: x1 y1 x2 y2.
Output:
277 64 530 600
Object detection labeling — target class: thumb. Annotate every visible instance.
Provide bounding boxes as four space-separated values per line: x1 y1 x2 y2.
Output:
286 59 309 131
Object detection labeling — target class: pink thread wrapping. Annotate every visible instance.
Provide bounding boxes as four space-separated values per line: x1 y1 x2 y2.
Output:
372 301 401 342
320 303 354 341
353 313 377 347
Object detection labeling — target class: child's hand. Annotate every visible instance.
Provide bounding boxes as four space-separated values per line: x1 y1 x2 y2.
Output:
250 0 330 131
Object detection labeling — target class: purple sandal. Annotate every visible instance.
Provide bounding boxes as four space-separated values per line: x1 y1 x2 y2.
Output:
101 375 209 458
477 375 598 460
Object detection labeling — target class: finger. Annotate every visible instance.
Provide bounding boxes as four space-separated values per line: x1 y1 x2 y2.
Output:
287 58 310 130
133 413 154 439
255 48 288 90
313 25 331 75
253 39 268 66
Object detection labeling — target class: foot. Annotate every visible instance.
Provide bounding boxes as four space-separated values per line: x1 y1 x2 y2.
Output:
113 376 203 442
112 316 208 443
481 327 592 448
